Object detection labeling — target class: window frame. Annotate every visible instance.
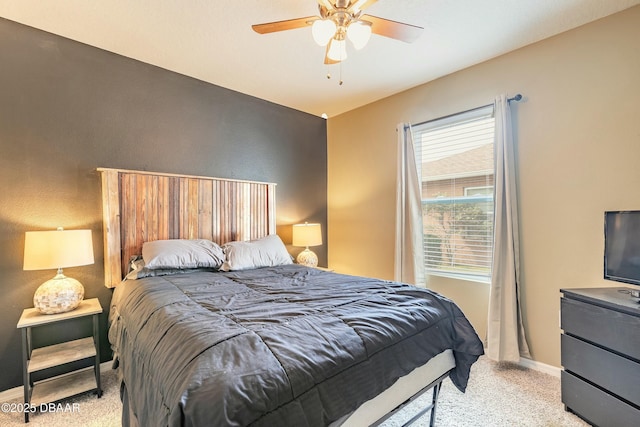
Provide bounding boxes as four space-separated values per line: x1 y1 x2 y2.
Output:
412 106 495 284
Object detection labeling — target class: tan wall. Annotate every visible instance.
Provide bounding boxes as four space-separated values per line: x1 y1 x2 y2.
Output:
327 6 640 367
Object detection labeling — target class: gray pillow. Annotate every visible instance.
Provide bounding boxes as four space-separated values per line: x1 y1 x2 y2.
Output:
142 239 225 270
124 256 215 280
220 235 292 271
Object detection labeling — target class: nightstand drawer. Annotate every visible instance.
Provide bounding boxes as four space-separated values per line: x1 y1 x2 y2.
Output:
561 334 640 406
562 371 640 427
561 298 640 360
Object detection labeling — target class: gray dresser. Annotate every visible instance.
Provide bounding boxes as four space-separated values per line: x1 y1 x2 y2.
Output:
560 287 640 427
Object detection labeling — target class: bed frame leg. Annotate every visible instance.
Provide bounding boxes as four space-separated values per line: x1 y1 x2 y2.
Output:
397 377 445 427
428 381 442 427
369 371 450 427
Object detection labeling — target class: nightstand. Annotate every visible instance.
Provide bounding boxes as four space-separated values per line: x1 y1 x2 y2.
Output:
17 298 103 423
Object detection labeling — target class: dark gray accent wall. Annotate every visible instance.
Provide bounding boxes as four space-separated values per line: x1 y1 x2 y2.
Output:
0 18 327 392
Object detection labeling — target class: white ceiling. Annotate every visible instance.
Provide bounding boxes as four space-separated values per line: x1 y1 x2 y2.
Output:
1 0 638 117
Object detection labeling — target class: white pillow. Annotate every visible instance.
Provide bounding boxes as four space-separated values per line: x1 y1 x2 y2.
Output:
142 239 225 270
220 235 292 271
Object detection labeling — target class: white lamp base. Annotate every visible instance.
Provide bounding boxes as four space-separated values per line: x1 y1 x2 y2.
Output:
34 273 85 314
296 248 318 268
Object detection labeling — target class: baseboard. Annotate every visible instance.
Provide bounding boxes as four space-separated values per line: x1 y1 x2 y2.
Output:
518 357 561 378
0 360 113 402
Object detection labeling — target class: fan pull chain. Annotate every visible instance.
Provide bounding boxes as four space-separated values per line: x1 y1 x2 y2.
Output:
325 65 344 86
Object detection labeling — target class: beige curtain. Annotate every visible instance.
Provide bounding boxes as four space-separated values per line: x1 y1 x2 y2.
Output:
394 123 425 286
487 95 531 362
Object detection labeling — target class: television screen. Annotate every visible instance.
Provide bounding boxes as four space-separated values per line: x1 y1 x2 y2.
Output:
604 211 640 286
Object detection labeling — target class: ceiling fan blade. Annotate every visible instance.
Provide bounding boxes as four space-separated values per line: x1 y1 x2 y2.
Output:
361 15 423 43
348 0 378 13
252 16 316 34
317 0 334 11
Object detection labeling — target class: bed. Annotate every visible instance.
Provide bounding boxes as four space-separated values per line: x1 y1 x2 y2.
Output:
100 168 484 426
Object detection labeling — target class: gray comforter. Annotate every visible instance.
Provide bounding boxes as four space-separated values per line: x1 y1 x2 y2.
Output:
108 265 483 426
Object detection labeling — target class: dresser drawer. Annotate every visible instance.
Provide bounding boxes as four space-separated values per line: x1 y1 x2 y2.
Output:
562 371 640 427
561 334 640 406
561 298 640 360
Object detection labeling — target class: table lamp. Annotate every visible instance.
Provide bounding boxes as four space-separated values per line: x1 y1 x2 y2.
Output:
292 222 322 267
23 228 94 314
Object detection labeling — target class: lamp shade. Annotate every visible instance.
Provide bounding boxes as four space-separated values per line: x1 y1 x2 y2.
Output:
347 21 372 50
24 229 94 271
24 228 94 314
292 223 322 247
327 38 347 61
312 19 337 46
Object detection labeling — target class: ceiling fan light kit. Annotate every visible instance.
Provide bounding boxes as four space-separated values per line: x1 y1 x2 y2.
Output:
252 0 423 65
346 21 372 49
327 38 348 61
312 19 337 46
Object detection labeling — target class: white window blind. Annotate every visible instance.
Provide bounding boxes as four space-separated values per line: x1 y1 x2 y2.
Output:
411 106 495 282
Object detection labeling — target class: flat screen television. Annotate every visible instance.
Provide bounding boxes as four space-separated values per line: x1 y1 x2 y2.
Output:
604 210 640 288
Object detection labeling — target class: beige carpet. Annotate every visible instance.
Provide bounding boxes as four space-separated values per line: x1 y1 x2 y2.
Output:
0 356 590 426
381 357 590 427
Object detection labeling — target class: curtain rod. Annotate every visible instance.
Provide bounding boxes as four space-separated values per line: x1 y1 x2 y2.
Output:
508 94 523 103
406 93 523 130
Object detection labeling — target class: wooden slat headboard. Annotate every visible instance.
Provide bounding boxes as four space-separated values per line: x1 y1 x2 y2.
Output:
98 168 277 287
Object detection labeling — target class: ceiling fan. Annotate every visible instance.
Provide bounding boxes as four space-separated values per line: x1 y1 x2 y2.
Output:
252 0 423 64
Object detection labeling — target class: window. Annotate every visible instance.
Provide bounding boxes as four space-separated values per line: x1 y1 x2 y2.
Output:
464 186 493 196
411 106 495 282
